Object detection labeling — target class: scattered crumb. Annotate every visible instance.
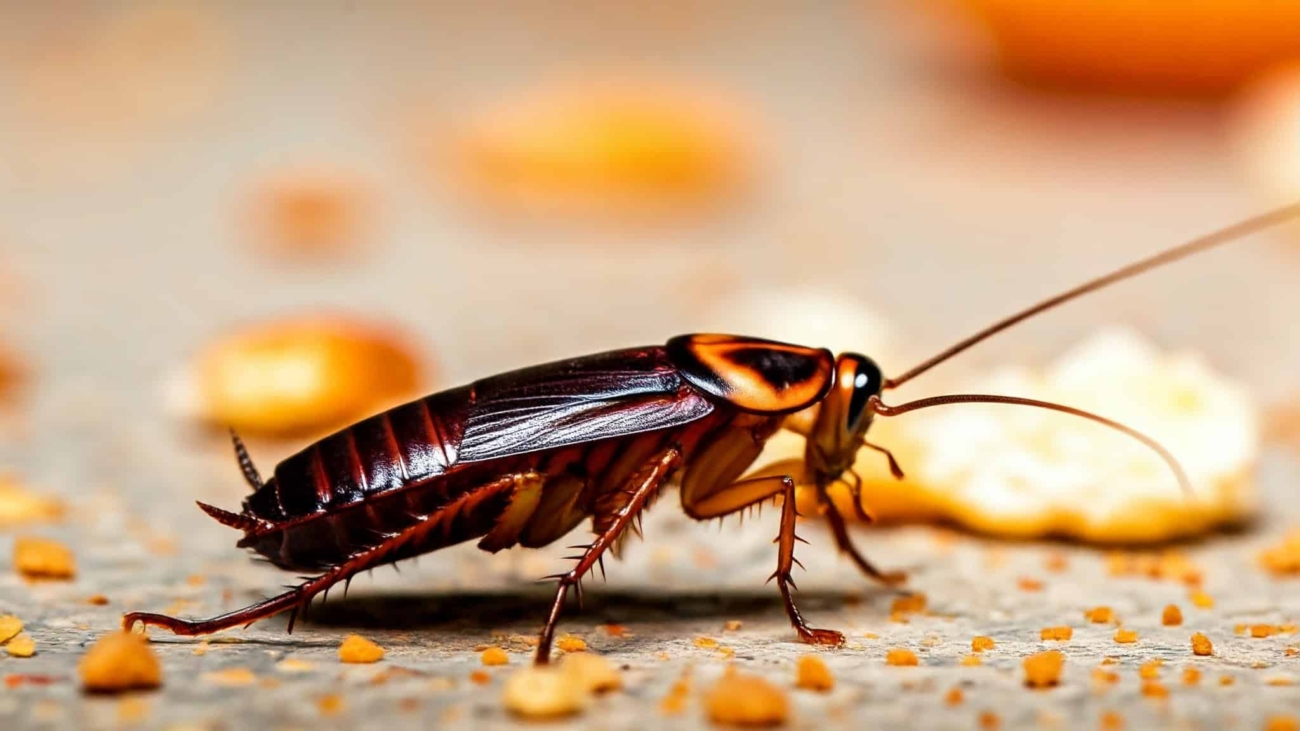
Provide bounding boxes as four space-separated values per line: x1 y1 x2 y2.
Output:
971 636 995 653
1235 624 1248 635
1219 675 1235 686
1141 681 1169 699
192 641 209 657
920 635 942 648
318 694 345 716
1045 553 1068 572
0 615 22 644
863 632 879 640
502 665 585 719
1161 605 1183 626
1267 676 1294 686
185 574 205 587
891 593 927 616
276 658 315 673
660 676 691 715
202 668 256 686
1092 668 1120 686
1114 629 1138 644
86 595 109 606
12 536 76 579
1266 716 1299 731
795 655 834 692
6 633 35 657
1099 710 1125 730
117 697 150 724
979 710 1001 729
1191 633 1213 656
1189 590 1214 609
705 673 788 727
1017 577 1044 592
470 670 491 685
560 652 622 694
601 624 630 637
481 647 509 666
79 632 162 693
1024 650 1065 688
1138 660 1163 680
1085 607 1115 624
885 649 918 666
945 686 964 705
960 655 982 667
556 635 587 653
693 636 719 650
1182 667 1201 685
338 635 385 664
723 620 742 632
0 479 64 526
1040 626 1073 641
1259 529 1300 576
1252 624 1278 638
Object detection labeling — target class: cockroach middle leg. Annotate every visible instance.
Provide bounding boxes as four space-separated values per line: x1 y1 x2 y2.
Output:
534 446 681 665
683 474 845 647
821 498 907 587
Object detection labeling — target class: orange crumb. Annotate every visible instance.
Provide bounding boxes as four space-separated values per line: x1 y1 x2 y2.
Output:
795 655 834 691
692 636 718 650
86 595 109 606
1138 659 1163 680
185 574 205 587
1040 626 1073 641
1161 605 1183 626
972 636 995 653
469 670 490 685
885 649 919 666
318 694 344 716
481 647 509 666
600 624 630 637
1266 716 1299 731
12 536 76 579
944 686 964 706
705 673 788 727
960 655 982 667
338 635 384 664
1023 650 1065 688
79 632 161 693
1017 577 1044 592
202 668 256 686
556 635 587 653
1189 590 1214 609
1045 553 1068 572
1092 668 1120 686
1084 607 1115 624
1141 680 1169 699
501 666 584 718
1235 624 1248 635
1259 529 1300 576
0 478 64 527
1114 629 1138 644
660 678 690 715
723 620 742 632
1219 675 1235 686
1252 624 1278 638
1182 667 1201 685
979 710 1001 729
1191 633 1213 656
1099 710 1125 730
1267 676 1294 686
863 632 879 640
891 593 927 615
1101 657 1118 665
1282 624 1298 635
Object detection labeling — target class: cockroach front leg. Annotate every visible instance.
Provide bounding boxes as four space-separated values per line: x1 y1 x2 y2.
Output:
684 475 845 647
821 497 907 587
534 447 682 665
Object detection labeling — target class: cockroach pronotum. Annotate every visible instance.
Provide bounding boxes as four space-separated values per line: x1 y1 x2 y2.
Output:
126 204 1300 663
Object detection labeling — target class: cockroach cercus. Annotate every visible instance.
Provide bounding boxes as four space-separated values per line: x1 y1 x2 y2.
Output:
126 204 1300 663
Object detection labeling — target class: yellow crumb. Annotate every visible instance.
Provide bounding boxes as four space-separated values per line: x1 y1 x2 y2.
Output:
885 649 918 666
1138 659 1163 680
660 678 690 715
338 635 385 664
1235 624 1248 635
79 632 162 693
556 635 587 653
1182 667 1201 685
560 652 622 694
1092 668 1120 686
972 636 995 652
502 665 585 719
192 642 209 657
481 647 509 666
1259 529 1300 576
0 479 64 526
12 536 76 579
1189 590 1214 609
1191 633 1213 656
276 658 315 673
6 633 35 657
1252 624 1278 638
693 636 718 650
1161 605 1183 626
1040 626 1073 641
1084 607 1115 624
1023 650 1065 688
891 593 927 615
723 620 742 632
0 615 23 644
1114 629 1138 644
202 668 256 686
1267 676 1294 686
960 655 983 667
1141 680 1169 699
704 673 788 727
795 655 834 692
1219 675 1235 686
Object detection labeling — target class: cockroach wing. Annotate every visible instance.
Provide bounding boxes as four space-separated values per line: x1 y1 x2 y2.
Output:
456 346 715 463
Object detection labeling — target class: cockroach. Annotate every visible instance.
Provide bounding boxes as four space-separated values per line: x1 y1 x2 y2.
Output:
126 204 1300 663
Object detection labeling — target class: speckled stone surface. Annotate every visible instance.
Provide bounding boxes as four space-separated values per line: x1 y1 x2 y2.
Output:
5 2 1300 729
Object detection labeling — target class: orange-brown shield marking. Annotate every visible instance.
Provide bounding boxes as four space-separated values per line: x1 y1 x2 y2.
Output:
666 334 834 414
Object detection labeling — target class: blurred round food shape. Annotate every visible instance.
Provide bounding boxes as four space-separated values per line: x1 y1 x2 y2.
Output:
445 77 760 224
946 0 1300 95
1231 63 1300 216
166 314 426 439
771 327 1259 543
246 169 375 261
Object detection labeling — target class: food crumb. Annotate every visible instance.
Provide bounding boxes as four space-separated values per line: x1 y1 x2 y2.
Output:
1023 650 1065 688
1138 660 1163 680
192 642 209 657
944 686 963 706
1251 624 1278 638
1259 530 1300 576
0 615 22 644
979 710 1001 729
0 479 64 526
1161 605 1183 626
1017 577 1044 592
1219 674 1234 686
1235 624 1247 635
338 635 385 664
560 652 622 694
891 593 927 616
705 673 788 727
12 536 76 579
885 648 919 666
1113 629 1138 644
723 620 742 632
1191 632 1213 656
202 668 256 686
1267 676 1294 686
1181 667 1201 685
1141 680 1169 699
1099 710 1125 730
1092 668 1120 686
660 677 691 715
470 670 491 685
502 665 585 719
481 647 509 666
1040 626 1073 641
1189 590 1214 609
971 636 995 653
556 635 587 653
6 633 35 658
79 631 162 693
86 595 109 606
116 697 150 724
276 658 315 673
693 636 719 649
1265 716 1299 731
960 654 982 667
318 694 345 716
1084 607 1115 624
863 632 879 640
795 655 834 691
599 623 630 637
1045 552 1068 572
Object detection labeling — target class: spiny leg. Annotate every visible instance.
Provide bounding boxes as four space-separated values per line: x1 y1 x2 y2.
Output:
535 446 681 665
684 474 845 647
229 428 263 490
